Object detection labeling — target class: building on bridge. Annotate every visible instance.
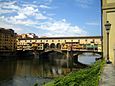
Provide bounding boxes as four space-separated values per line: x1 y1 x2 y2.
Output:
17 33 38 39
102 0 115 64
17 36 102 52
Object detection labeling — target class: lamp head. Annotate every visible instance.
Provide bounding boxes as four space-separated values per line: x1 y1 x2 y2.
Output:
105 21 111 33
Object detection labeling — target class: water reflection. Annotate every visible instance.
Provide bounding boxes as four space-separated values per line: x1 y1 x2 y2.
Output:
0 51 75 86
0 60 17 81
0 52 101 86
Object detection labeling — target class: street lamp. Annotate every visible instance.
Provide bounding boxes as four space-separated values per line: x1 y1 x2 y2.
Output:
105 21 112 64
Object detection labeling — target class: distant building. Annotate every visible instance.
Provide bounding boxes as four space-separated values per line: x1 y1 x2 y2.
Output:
102 0 115 64
17 33 38 39
0 28 17 52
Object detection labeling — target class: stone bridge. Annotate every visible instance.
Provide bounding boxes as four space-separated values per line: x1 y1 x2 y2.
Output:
41 47 102 59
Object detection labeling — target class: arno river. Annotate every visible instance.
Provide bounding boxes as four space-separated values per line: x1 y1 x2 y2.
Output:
0 52 101 86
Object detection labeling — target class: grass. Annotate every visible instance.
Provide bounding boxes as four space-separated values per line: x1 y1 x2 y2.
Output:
44 59 105 86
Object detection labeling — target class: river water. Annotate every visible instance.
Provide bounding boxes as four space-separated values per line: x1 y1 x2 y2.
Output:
0 52 101 86
78 53 101 65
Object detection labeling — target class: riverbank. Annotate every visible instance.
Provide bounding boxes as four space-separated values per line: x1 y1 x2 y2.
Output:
44 60 105 86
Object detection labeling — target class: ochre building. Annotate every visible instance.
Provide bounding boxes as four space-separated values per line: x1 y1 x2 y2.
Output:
0 28 17 52
102 0 115 64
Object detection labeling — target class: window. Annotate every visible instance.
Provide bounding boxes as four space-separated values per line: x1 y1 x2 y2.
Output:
58 40 60 42
93 39 95 43
78 40 80 42
46 40 48 42
52 40 54 42
71 40 73 42
65 40 66 42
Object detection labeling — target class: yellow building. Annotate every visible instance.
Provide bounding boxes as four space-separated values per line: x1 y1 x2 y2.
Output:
102 0 115 64
17 33 38 39
0 28 17 52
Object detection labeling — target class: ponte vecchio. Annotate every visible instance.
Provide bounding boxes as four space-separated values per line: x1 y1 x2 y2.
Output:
17 36 102 53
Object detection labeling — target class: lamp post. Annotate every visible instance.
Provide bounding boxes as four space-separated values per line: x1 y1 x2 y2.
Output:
105 21 112 64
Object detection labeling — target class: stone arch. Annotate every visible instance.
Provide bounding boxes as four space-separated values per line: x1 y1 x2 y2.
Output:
50 43 55 48
56 43 61 49
44 43 49 49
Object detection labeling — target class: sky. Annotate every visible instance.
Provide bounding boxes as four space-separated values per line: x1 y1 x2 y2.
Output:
0 0 101 37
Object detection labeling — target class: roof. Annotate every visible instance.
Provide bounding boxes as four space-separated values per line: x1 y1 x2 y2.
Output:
18 36 102 40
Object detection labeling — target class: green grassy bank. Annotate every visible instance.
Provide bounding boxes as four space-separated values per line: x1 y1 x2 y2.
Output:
44 60 105 86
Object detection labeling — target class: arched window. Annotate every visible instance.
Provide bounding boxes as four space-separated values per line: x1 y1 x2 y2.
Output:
44 43 49 49
56 43 61 49
50 43 55 48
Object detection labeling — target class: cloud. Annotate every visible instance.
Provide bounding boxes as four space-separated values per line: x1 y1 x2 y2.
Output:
0 20 23 33
0 16 37 26
8 17 37 25
20 5 49 20
36 19 88 37
0 0 88 37
0 21 13 29
0 1 19 14
75 0 92 4
0 0 48 17
75 0 93 8
14 20 37 25
39 5 50 9
43 0 53 5
0 1 17 6
33 1 37 4
38 19 69 31
20 6 38 16
22 3 38 8
0 0 49 25
0 8 15 14
14 13 27 19
0 1 19 10
35 13 48 20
